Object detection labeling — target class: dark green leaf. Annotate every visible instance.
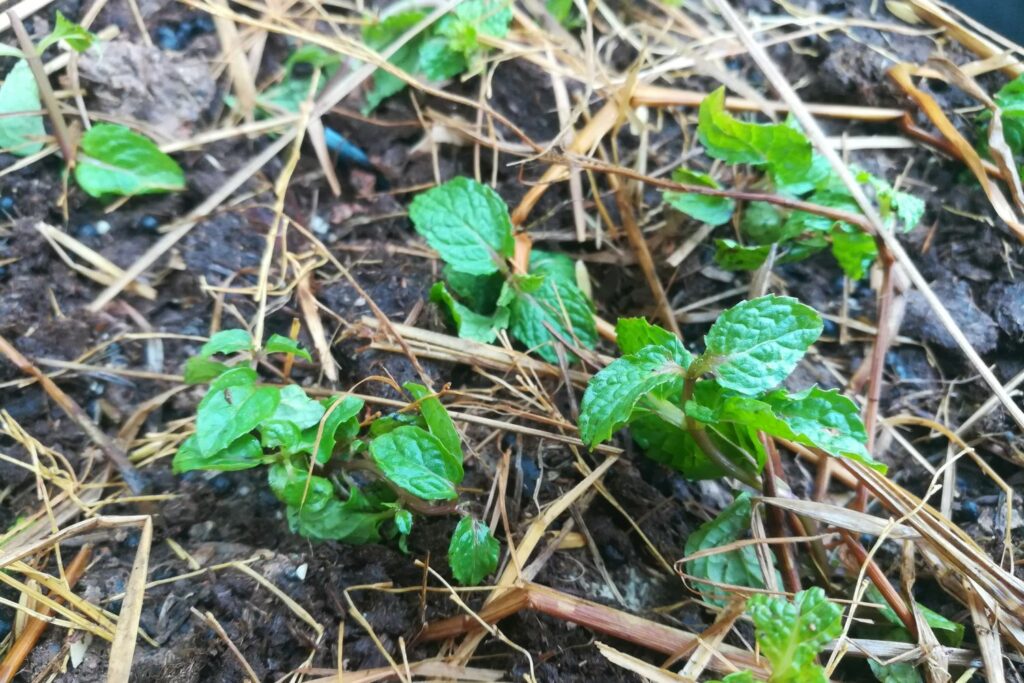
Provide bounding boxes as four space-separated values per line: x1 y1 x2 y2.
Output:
304 395 364 464
183 357 230 384
268 461 334 510
408 177 514 275
684 492 771 605
830 224 877 280
287 496 391 543
714 239 770 271
869 661 922 683
405 382 464 480
0 60 45 157
663 167 735 226
362 10 427 112
578 345 687 446
740 201 788 245
868 586 963 647
270 384 325 430
700 295 822 395
284 44 341 74
430 281 510 343
443 265 505 312
74 124 186 197
614 317 691 365
448 516 499 584
419 36 468 80
173 434 263 473
370 426 461 500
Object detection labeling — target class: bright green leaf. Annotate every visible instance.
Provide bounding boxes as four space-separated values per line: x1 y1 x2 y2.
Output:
405 382 463 480
713 673 756 683
200 329 253 358
869 661 922 683
868 586 963 647
443 265 505 312
38 12 95 53
74 124 186 197
408 177 514 275
740 201 789 245
419 36 468 80
700 295 822 395
287 496 391 543
663 167 735 226
195 383 280 456
578 346 688 446
448 516 499 584
265 334 313 361
362 10 427 112
830 224 877 280
173 434 264 473
370 426 461 500
304 395 364 464
284 44 341 74
395 508 414 535
747 587 843 683
714 239 770 271
270 384 326 430
183 356 230 384
0 60 45 157
268 461 334 510
614 317 691 366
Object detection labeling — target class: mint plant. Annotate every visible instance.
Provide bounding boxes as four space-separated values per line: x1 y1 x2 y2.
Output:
578 295 882 484
362 0 513 112
410 177 598 363
712 587 843 683
0 14 185 197
665 88 924 279
173 329 500 585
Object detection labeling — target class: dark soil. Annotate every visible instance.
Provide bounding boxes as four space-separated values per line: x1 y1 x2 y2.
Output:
3 0 1024 681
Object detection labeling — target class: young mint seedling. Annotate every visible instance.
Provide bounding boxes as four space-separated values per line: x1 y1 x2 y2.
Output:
665 87 924 280
579 296 882 484
174 329 500 585
410 176 598 363
362 0 513 113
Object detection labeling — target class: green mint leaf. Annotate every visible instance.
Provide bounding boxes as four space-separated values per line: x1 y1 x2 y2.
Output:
714 239 771 271
172 433 263 473
509 250 598 363
782 190 859 237
419 36 468 80
628 412 726 480
264 334 313 361
443 265 505 312
362 10 427 112
270 384 326 430
0 60 45 157
830 224 877 280
700 295 822 395
404 383 463 478
869 661 922 683
740 201 789 245
287 496 390 543
304 395 364 464
578 346 687 446
195 383 280 457
747 587 842 682
199 329 253 358
370 425 461 500
614 317 691 365
430 281 510 343
772 151 832 195
448 516 500 585
395 508 414 535
763 386 882 472
992 74 1024 156
74 124 186 197
663 167 735 226
867 586 963 647
199 367 258 408
408 177 514 275
777 235 829 264
684 492 772 605
712 673 756 683
284 44 341 74
38 12 95 53
697 87 812 183
183 357 230 384
268 461 334 510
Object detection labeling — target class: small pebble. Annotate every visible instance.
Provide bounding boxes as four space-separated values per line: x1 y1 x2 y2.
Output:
0 196 14 212
310 214 329 235
95 219 111 235
74 223 99 239
136 214 160 232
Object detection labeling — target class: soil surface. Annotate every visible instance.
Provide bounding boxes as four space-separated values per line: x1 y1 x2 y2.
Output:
2 0 1024 681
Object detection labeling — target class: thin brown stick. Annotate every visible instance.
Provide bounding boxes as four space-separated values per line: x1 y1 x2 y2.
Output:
840 531 918 639
761 435 801 595
0 545 92 683
0 334 145 494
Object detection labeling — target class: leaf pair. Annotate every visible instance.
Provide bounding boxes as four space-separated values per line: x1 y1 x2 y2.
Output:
411 177 598 363
362 1 513 112
663 87 924 280
578 296 883 481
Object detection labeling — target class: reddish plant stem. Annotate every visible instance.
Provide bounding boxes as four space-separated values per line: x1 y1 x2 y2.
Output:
760 434 802 594
840 530 918 639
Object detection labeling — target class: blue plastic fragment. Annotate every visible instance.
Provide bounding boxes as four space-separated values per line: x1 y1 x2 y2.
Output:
324 127 371 168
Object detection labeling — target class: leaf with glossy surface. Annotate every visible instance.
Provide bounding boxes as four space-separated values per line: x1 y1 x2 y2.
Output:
578 346 687 446
700 295 821 395
714 239 770 271
448 516 499 585
747 587 842 683
430 281 509 343
172 434 263 473
74 124 186 197
38 12 95 52
405 382 463 479
614 317 691 364
195 383 280 456
199 329 253 358
370 426 461 500
830 223 877 280
268 461 334 510
362 10 427 112
265 334 312 361
183 357 229 384
0 60 45 157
